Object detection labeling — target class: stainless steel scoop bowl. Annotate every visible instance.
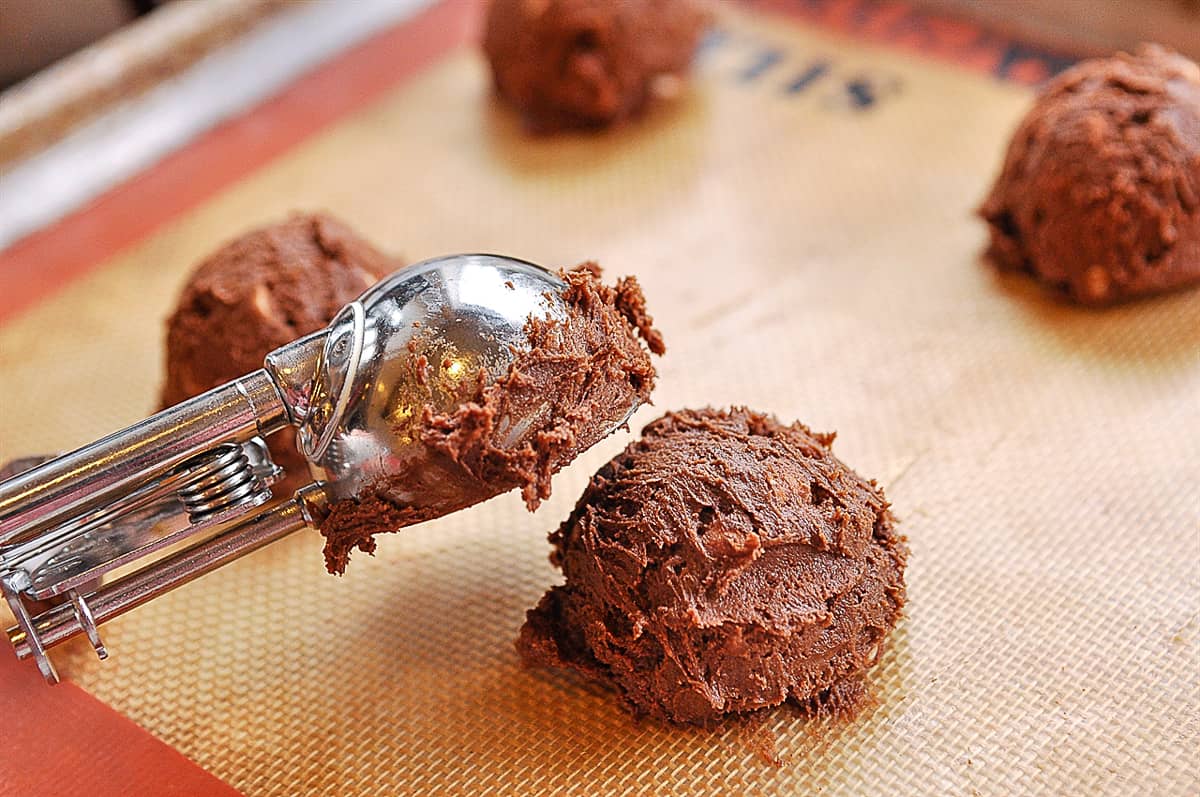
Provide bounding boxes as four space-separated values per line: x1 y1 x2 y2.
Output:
0 254 639 683
292 254 569 502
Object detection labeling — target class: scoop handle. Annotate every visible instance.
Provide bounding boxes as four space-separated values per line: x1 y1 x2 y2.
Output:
0 371 290 548
5 490 321 669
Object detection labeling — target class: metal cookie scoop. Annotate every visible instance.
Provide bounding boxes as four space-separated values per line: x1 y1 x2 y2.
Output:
0 254 635 683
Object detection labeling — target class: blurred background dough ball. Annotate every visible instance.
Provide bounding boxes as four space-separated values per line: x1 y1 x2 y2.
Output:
161 212 398 491
483 0 711 131
980 45 1200 305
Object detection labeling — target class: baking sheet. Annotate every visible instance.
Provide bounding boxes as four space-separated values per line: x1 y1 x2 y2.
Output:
1 5 1197 795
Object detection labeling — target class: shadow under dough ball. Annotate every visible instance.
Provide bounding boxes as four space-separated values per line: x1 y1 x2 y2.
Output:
518 407 908 726
161 212 398 492
980 45 1200 305
483 0 711 131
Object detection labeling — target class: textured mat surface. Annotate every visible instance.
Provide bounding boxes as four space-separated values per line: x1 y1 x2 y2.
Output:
1 5 1197 795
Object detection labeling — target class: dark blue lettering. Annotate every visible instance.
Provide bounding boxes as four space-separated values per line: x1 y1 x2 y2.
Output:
740 48 786 82
786 62 831 94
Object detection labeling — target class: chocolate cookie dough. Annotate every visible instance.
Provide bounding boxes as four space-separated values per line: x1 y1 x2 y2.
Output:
318 263 665 574
483 0 710 131
518 407 907 726
162 213 396 491
980 45 1200 305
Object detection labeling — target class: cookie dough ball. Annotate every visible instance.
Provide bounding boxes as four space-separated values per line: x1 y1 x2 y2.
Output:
980 45 1200 305
162 213 397 491
518 407 908 725
483 0 710 131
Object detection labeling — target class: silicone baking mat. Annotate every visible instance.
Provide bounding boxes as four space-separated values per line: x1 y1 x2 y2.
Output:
1 1 1197 794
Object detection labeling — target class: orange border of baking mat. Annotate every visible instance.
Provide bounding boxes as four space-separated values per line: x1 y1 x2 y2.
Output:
0 0 478 324
745 0 1074 83
0 646 242 797
0 0 1078 793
